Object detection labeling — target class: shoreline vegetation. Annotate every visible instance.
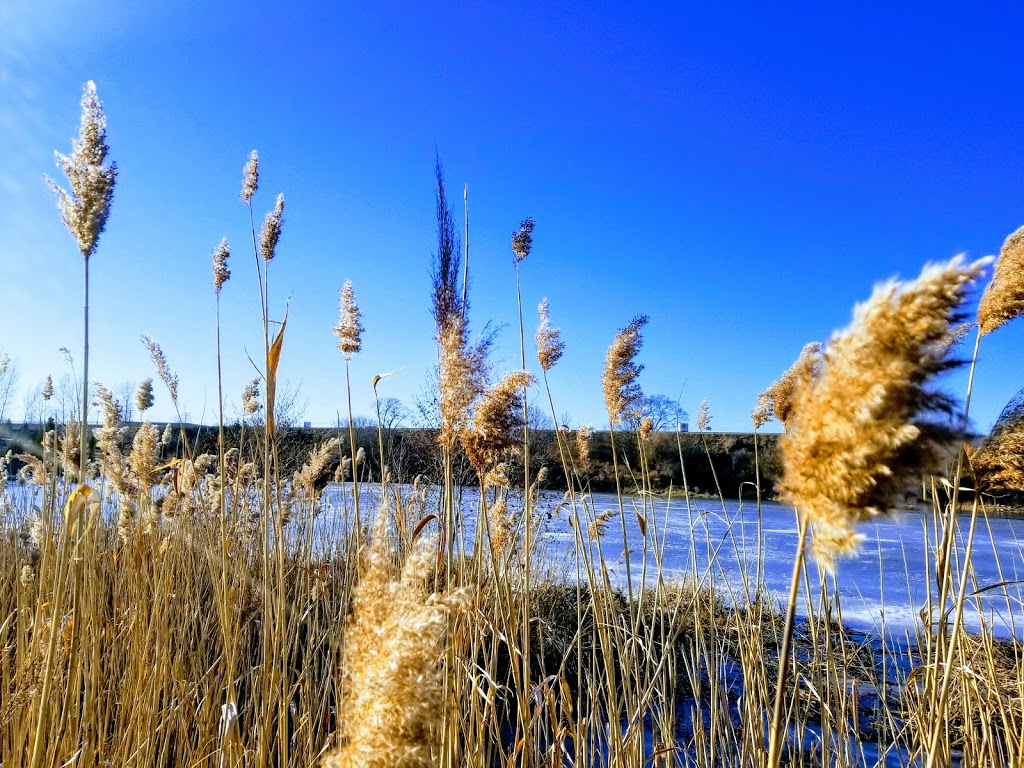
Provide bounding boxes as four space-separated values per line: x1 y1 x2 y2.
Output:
3 82 1024 767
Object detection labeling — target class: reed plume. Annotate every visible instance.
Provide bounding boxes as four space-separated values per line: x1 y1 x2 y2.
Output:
212 237 231 294
325 510 469 768
135 379 154 414
129 421 160 491
602 315 648 427
779 256 987 569
41 376 53 401
437 315 488 452
696 398 711 432
639 416 654 442
971 390 1024 491
977 225 1024 336
461 370 535 472
259 193 285 263
141 335 179 403
430 156 463 335
292 438 342 506
535 298 564 372
333 280 364 360
242 378 262 415
575 426 593 473
756 342 823 431
241 150 259 204
512 217 535 264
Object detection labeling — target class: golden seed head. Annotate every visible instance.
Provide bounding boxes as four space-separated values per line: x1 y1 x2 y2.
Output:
135 378 154 413
437 315 489 452
129 421 160 490
212 237 231 294
41 375 54 401
241 150 259 204
461 370 535 472
639 416 654 442
47 81 117 260
602 315 648 427
535 298 565 372
780 256 987 570
333 279 364 360
588 509 616 539
756 342 824 431
259 193 285 263
696 399 711 432
575 426 593 473
141 335 178 403
511 216 535 263
242 378 262 415
978 226 1024 336
292 438 342 503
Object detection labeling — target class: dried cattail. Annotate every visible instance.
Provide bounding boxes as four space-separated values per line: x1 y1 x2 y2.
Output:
259 193 285 263
512 216 535 264
41 375 54 401
535 298 564 372
461 371 535 472
780 256 987 570
212 237 231 294
757 343 824 431
575 426 593 473
333 279 364 360
141 335 179 403
324 509 469 768
639 416 654 442
602 315 648 427
135 378 154 413
46 81 117 260
242 378 261 415
978 225 1024 336
696 399 711 432
240 150 259 204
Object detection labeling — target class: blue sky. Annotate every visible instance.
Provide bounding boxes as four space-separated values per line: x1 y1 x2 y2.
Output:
2 1 1022 433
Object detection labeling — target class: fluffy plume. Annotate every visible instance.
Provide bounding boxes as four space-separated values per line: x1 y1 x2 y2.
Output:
159 423 173 446
756 343 824 431
334 280 364 360
461 371 535 472
588 509 617 539
535 298 564 372
41 376 54 401
488 497 514 554
696 399 711 432
576 426 593 474
242 378 262 415
241 150 259 204
259 193 285 263
293 438 342 506
437 315 488 452
972 388 1024 491
512 217 535 263
602 315 648 427
780 257 987 569
212 237 231 294
639 416 654 442
135 378 154 413
47 81 117 260
141 335 179 403
978 225 1024 336
129 422 160 491
325 510 469 768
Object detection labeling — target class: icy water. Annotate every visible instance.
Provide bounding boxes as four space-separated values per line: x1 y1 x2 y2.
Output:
318 483 1024 642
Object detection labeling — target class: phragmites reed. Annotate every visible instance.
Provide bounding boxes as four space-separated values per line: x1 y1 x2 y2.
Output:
46 81 117 260
242 378 262 415
159 422 173 446
430 156 463 335
602 315 648 427
696 398 711 432
241 149 259 204
333 280 364 360
756 342 824 431
437 315 487 452
461 370 535 472
575 426 593 473
779 256 987 569
535 298 564 372
212 237 231 294
292 438 342 505
325 510 469 768
129 421 160 490
977 225 1024 336
588 509 616 539
971 389 1024 492
639 416 654 442
512 217 535 263
259 193 285 263
135 378 154 414
0 354 8 378
141 335 179 403
41 376 53 401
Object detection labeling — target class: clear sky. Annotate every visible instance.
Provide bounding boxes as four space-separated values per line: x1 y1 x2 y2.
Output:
2 1 1023 433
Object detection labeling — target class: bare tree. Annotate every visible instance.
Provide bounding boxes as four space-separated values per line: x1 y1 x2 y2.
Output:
115 380 136 424
377 396 409 431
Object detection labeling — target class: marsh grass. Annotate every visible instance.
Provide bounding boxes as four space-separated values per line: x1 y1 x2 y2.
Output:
2 86 1024 768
